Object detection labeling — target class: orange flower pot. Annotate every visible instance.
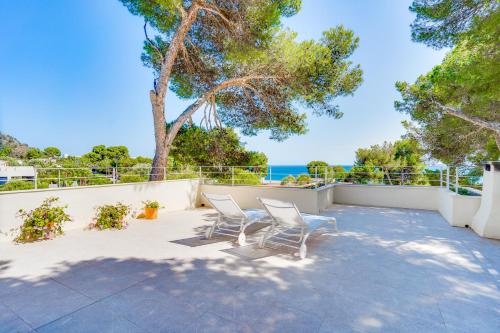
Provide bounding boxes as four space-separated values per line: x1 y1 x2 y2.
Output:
144 208 158 220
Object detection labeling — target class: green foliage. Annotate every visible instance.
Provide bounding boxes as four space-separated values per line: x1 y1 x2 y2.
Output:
280 175 296 185
123 1 362 142
399 3 500 163
169 125 268 177
0 156 21 166
307 161 328 177
350 138 426 185
0 180 34 192
44 147 61 158
26 147 43 159
296 173 312 185
119 175 148 183
306 161 347 182
348 165 384 184
232 169 261 185
409 0 497 48
142 200 160 209
0 146 11 157
15 197 71 243
82 145 132 167
241 151 269 177
170 125 247 166
90 203 131 230
85 177 113 186
330 165 347 181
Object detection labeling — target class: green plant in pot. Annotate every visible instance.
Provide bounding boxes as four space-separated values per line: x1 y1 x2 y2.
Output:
89 203 131 230
142 200 161 220
15 197 71 243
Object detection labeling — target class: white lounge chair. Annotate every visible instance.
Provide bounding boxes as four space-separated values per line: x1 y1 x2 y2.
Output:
257 197 337 259
202 192 270 246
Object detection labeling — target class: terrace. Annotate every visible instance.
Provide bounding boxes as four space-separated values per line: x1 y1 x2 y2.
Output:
1 165 500 332
1 206 500 332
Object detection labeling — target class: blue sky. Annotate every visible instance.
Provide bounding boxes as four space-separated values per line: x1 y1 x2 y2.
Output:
0 0 447 165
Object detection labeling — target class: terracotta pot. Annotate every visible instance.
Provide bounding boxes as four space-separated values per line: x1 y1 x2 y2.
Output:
144 208 158 220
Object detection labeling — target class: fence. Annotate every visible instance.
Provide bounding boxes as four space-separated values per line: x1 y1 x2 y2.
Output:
0 164 483 195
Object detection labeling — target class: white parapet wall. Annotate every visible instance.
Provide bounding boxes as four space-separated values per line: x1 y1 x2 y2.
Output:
200 183 481 228
199 184 324 214
333 184 481 227
472 161 500 239
0 179 200 241
333 184 440 210
438 189 482 227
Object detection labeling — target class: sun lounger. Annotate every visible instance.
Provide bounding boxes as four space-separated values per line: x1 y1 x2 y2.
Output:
202 192 270 245
257 197 337 259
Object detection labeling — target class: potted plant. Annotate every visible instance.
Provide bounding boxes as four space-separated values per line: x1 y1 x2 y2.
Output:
142 200 161 220
89 203 131 230
15 197 71 243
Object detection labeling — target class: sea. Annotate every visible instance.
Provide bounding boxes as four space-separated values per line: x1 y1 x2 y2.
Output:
265 165 353 181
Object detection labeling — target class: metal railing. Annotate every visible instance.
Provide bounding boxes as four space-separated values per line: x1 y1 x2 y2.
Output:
0 164 483 195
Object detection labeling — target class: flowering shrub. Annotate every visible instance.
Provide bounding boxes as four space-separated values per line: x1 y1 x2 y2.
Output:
89 203 130 230
15 197 71 243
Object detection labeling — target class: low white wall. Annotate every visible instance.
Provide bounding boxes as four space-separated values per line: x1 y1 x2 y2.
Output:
1 180 483 242
199 184 320 214
333 184 440 210
333 184 481 227
438 190 481 227
0 179 200 241
317 185 335 212
472 162 500 239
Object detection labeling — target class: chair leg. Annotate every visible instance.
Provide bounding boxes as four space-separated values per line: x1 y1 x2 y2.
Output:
205 222 216 239
206 215 221 239
299 232 310 259
258 226 274 248
239 220 253 246
238 232 246 246
332 219 338 231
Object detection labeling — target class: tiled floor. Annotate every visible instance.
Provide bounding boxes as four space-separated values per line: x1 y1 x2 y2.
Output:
1 205 499 332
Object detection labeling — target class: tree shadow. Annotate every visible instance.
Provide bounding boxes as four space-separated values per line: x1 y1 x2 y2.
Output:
1 205 499 332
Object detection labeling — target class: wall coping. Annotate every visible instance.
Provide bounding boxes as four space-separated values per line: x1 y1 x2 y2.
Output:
0 178 200 195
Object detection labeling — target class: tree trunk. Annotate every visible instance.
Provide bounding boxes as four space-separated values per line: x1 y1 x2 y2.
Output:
149 71 275 180
147 5 200 181
150 91 167 181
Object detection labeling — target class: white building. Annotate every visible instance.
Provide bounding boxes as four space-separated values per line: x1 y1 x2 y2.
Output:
0 165 36 184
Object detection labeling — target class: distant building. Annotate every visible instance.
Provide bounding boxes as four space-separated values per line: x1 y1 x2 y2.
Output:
0 166 36 185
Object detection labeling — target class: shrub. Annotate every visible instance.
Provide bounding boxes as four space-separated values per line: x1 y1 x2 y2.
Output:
0 180 34 192
296 174 312 185
143 200 160 209
119 175 148 183
233 169 261 185
307 161 329 177
89 203 131 230
15 197 71 243
348 165 384 184
280 175 296 185
166 171 199 180
84 177 113 186
330 165 347 182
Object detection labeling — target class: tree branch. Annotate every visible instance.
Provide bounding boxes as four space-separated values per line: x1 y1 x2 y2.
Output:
143 21 164 62
198 5 234 27
432 100 500 134
156 4 200 97
165 75 278 146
